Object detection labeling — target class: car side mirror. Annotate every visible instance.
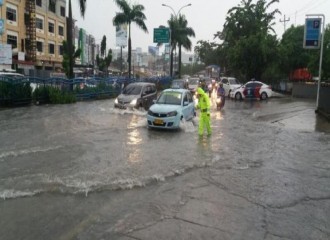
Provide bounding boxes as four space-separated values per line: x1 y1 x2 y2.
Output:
152 99 156 104
183 101 189 106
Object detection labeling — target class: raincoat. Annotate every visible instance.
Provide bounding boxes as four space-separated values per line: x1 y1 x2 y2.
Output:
196 87 211 136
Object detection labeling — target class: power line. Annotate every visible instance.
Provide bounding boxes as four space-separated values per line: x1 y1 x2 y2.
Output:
280 15 290 32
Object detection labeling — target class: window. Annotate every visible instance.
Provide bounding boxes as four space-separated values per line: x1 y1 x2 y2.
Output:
37 41 43 52
36 0 42 7
7 35 17 49
6 7 16 22
58 25 64 36
36 18 43 29
49 43 55 54
48 22 54 33
49 0 56 13
60 6 65 17
59 45 63 56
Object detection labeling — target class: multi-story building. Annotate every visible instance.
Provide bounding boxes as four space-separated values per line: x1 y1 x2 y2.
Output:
0 0 66 74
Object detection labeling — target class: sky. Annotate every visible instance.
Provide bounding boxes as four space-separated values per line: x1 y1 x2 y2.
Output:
70 0 330 53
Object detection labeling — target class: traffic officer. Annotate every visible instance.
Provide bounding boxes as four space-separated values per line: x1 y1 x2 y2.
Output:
196 87 211 136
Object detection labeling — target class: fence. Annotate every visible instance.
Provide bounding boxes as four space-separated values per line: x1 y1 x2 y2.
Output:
0 76 174 107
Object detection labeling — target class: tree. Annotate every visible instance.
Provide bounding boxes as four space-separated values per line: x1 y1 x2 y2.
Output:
219 0 280 81
113 0 148 79
62 41 81 78
67 0 86 79
174 15 195 78
101 36 107 58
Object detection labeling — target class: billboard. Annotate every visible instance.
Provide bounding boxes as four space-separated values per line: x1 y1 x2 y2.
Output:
148 46 159 56
116 24 127 47
0 44 12 65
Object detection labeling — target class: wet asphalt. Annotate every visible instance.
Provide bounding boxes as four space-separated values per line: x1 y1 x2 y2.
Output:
0 94 330 240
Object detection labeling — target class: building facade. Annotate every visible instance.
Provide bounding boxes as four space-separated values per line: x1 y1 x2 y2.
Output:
0 0 67 74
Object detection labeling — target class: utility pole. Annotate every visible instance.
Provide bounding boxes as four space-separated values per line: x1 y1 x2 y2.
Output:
280 14 290 32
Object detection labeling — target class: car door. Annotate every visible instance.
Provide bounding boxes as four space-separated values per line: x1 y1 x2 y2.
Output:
221 78 230 94
243 82 255 98
182 92 195 120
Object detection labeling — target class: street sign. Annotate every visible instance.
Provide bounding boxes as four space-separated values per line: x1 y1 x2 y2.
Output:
153 28 170 43
304 18 322 49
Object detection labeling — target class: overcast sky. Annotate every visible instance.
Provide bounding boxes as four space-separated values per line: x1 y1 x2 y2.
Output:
70 0 330 53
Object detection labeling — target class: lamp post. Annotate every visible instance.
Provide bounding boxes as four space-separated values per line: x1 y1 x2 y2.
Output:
161 3 191 78
161 3 191 18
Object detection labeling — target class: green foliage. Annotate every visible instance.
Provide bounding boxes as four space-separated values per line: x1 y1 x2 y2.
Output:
101 36 107 57
0 82 32 106
62 40 82 78
33 86 76 104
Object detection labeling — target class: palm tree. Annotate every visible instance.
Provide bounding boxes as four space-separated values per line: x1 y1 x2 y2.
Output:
67 0 86 79
113 0 148 79
167 15 195 78
175 15 195 78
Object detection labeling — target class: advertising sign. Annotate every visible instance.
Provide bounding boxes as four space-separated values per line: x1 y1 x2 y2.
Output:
116 24 127 47
0 44 12 65
148 46 159 56
304 18 322 49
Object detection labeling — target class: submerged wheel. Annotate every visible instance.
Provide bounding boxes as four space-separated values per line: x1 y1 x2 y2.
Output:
235 92 242 101
260 92 268 100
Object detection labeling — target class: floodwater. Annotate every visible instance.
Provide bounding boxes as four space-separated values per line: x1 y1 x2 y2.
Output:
0 96 329 240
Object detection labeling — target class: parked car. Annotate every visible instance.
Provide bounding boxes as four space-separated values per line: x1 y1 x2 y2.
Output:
170 79 188 89
0 72 36 92
147 88 195 129
219 77 241 97
230 80 272 100
114 82 157 110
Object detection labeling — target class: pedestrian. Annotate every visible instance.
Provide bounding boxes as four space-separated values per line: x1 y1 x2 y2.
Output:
196 87 211 137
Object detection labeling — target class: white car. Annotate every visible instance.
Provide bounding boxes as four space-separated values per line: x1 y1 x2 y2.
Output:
219 77 241 98
188 77 200 94
230 80 273 100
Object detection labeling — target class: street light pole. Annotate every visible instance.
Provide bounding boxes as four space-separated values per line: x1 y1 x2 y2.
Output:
161 3 191 78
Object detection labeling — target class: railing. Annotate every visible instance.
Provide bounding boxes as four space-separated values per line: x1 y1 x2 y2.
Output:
0 76 174 107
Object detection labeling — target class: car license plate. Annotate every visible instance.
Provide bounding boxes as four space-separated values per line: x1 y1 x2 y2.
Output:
154 119 163 125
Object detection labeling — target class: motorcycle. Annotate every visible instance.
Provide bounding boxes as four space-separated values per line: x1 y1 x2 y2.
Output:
216 94 225 110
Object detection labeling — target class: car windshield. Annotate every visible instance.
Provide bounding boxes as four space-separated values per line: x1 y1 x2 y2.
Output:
122 85 142 95
229 78 239 84
189 79 199 85
171 81 185 88
157 92 182 105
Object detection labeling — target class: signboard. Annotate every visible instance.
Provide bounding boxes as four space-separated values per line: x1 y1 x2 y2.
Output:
153 28 170 43
164 44 170 60
0 44 12 64
304 18 322 49
0 0 3 6
116 24 127 47
0 19 4 35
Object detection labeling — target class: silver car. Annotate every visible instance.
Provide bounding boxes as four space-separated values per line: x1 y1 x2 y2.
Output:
114 82 157 110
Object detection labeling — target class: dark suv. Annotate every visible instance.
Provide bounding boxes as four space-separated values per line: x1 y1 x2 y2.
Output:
114 82 157 110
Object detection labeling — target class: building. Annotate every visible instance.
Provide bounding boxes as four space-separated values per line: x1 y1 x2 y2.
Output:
0 0 67 74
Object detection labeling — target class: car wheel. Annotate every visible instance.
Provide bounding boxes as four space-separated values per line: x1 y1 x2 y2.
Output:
235 92 242 101
260 92 268 100
228 90 231 98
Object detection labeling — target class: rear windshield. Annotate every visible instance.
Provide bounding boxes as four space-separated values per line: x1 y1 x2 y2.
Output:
229 78 239 84
122 84 142 95
189 79 199 85
157 92 182 105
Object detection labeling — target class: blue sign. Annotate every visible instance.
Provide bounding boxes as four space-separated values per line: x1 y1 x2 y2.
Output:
0 19 4 35
304 18 321 49
0 0 3 6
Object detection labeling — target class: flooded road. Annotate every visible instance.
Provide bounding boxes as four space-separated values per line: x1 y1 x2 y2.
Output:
1 97 329 240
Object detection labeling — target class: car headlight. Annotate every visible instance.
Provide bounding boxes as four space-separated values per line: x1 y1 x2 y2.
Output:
167 111 177 117
130 99 137 105
115 98 118 104
147 110 153 116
